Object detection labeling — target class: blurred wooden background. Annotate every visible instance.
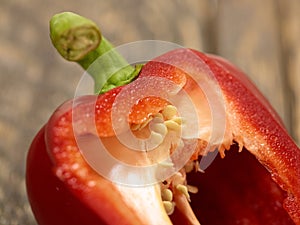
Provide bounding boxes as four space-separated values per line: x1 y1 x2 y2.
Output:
0 0 299 224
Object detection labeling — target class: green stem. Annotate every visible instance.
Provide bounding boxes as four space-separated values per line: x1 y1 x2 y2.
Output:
50 12 141 94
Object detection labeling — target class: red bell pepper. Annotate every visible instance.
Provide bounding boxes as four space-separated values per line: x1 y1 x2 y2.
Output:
26 12 300 225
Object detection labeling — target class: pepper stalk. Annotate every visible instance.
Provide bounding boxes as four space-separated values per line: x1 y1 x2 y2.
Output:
49 12 142 94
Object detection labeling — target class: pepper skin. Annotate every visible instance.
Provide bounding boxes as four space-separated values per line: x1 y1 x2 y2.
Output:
26 48 300 225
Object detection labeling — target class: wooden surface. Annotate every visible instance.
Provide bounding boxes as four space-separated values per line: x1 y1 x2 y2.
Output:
0 0 299 224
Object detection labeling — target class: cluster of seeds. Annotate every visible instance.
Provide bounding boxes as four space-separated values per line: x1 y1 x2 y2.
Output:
130 104 201 216
131 105 182 152
131 105 181 131
160 168 199 215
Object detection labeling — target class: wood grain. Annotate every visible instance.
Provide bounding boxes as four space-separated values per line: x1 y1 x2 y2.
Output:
278 0 300 144
0 0 298 224
217 0 288 127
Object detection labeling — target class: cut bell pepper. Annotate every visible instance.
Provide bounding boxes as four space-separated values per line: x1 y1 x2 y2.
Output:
26 48 300 225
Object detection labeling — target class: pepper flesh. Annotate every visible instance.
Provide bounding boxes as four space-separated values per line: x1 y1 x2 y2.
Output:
26 48 300 225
